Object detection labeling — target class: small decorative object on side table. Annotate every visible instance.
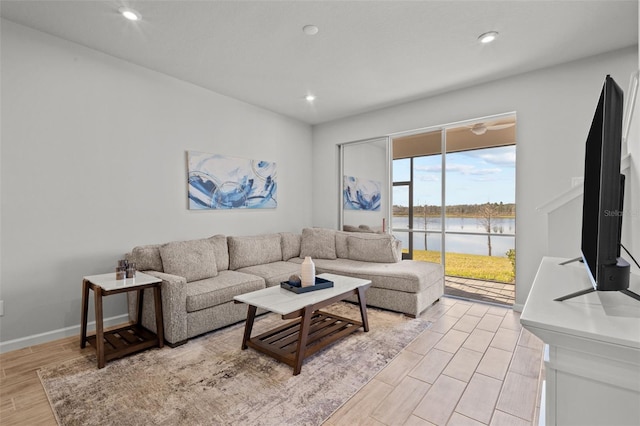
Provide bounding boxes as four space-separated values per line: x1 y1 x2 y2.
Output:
80 270 164 368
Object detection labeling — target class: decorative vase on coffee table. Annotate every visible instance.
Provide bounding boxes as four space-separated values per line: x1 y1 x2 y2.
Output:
301 256 315 287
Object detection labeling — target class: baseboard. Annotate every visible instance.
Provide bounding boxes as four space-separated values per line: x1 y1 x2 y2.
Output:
0 314 130 354
512 303 524 312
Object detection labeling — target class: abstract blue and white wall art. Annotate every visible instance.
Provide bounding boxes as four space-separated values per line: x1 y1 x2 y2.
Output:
188 151 277 209
343 175 381 211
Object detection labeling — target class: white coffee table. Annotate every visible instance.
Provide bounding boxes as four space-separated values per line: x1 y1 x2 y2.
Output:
233 273 371 375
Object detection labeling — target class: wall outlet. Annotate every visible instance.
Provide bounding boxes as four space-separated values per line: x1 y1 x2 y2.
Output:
0 300 3 317
571 177 584 188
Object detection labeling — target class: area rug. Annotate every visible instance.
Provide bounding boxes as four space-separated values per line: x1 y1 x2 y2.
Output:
39 303 430 426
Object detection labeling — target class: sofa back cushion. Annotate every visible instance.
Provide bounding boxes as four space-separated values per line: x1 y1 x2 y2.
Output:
335 231 351 258
208 234 229 271
300 228 337 260
347 234 402 263
228 234 283 270
129 244 164 272
280 232 301 261
336 231 391 259
159 239 218 282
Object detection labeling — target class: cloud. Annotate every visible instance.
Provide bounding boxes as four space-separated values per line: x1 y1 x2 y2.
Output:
478 152 516 167
416 163 501 176
462 147 516 167
418 174 440 182
415 164 442 173
469 167 502 175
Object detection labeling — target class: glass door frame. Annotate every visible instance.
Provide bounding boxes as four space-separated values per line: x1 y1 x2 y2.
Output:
338 136 392 233
390 111 516 271
392 159 413 259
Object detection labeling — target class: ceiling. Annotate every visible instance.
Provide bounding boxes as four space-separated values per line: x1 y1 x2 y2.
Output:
1 1 637 125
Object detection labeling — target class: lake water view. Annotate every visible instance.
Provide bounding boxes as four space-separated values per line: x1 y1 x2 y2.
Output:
392 216 515 257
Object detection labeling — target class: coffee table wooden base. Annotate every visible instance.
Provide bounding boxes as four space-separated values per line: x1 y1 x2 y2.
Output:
240 284 370 375
246 311 363 374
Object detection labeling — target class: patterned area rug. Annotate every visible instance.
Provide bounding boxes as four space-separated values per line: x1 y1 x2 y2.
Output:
39 303 430 426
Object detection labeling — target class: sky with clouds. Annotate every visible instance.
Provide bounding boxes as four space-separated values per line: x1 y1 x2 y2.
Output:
393 145 516 206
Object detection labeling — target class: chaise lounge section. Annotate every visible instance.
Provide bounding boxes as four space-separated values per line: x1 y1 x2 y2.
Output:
127 228 444 346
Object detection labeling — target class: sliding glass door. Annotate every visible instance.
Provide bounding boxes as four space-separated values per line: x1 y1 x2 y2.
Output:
392 129 443 264
392 114 516 305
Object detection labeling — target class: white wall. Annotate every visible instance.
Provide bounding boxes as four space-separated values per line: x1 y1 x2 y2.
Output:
0 21 313 348
312 47 639 309
628 12 640 276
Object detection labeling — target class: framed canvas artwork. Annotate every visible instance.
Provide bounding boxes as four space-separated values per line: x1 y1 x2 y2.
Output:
343 175 381 211
188 151 277 209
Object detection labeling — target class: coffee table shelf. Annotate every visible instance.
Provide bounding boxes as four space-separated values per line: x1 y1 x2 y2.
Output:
234 273 371 375
246 311 363 366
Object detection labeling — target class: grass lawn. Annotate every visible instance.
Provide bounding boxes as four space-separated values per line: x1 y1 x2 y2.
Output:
408 249 515 283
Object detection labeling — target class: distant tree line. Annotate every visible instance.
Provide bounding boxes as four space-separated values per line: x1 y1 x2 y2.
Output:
393 202 515 218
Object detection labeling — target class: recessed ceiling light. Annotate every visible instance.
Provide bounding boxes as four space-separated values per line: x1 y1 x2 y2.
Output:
119 7 141 21
478 31 499 44
305 94 316 102
303 25 319 36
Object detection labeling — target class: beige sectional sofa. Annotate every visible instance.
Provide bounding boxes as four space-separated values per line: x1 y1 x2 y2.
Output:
127 228 444 346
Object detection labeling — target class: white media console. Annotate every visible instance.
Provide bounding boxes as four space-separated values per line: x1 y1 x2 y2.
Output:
520 257 640 426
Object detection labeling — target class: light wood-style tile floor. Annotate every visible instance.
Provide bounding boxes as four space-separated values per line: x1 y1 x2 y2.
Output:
0 334 91 425
0 297 544 425
324 297 545 426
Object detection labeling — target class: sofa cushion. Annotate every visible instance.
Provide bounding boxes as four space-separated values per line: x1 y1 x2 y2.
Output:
237 261 304 287
228 234 282 270
185 270 265 312
335 231 350 259
304 258 442 293
336 231 397 259
343 224 378 233
280 232 301 261
300 228 337 260
347 234 401 263
159 239 218 282
208 234 229 271
129 244 163 272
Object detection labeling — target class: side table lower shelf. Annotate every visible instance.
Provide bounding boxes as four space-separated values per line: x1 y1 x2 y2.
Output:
86 324 160 364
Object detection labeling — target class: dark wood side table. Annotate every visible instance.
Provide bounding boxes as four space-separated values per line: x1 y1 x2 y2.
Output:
80 272 164 368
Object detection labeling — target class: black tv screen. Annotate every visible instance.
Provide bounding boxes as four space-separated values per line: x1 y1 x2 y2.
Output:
580 75 626 290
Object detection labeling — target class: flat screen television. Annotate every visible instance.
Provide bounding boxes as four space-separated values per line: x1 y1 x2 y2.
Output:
556 75 638 302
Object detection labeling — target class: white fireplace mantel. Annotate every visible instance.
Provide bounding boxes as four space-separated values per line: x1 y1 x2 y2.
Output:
520 257 640 426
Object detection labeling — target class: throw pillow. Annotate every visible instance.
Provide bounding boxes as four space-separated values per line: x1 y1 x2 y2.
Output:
300 228 337 260
280 232 301 261
347 235 401 263
334 231 350 258
129 244 163 272
159 239 218 282
228 234 283 270
207 234 229 271
337 231 393 258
